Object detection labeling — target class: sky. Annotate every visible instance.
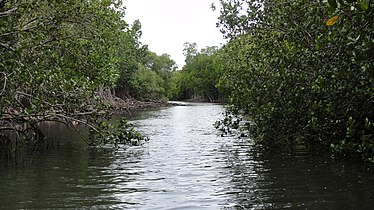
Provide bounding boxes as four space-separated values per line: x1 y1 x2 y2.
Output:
123 0 226 69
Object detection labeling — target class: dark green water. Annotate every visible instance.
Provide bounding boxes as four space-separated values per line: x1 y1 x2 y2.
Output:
0 102 373 209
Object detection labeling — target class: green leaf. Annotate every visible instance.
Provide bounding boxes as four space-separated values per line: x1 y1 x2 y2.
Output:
328 0 338 8
361 0 370 10
337 0 347 6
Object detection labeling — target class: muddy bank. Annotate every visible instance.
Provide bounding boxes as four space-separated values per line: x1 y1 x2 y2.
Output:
108 97 168 113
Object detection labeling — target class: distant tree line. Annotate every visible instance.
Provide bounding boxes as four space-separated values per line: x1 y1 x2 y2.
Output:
169 42 226 102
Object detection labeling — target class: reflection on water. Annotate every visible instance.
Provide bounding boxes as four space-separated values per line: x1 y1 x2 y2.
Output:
0 102 373 209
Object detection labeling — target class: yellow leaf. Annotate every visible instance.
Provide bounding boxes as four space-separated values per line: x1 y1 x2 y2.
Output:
326 15 339 26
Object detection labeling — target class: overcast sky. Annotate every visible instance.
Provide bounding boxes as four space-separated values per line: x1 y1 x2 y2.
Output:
123 0 225 68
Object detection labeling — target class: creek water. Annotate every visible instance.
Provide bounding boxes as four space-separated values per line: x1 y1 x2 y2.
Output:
0 102 373 209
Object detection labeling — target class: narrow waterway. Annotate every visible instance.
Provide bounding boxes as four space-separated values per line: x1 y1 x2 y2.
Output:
0 102 373 209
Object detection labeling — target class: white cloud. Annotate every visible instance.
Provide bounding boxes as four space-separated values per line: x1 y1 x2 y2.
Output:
123 0 225 68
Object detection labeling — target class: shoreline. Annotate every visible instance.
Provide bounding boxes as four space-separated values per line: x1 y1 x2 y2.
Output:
108 97 169 114
108 98 221 115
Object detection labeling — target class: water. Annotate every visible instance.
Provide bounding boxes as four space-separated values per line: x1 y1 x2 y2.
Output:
0 102 374 209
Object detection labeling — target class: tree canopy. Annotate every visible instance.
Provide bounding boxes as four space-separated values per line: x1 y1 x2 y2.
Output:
214 0 374 161
2 0 373 161
0 0 148 146
170 42 225 102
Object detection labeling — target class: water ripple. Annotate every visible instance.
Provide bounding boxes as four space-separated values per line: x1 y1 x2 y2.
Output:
1 103 374 209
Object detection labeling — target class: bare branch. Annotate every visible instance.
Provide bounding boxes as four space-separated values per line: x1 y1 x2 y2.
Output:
0 7 18 18
0 25 39 37
15 91 53 107
54 114 99 133
0 72 6 96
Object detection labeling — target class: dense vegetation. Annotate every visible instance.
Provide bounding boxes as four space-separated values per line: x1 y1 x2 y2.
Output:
213 0 373 161
131 51 177 101
1 0 372 162
170 42 225 102
0 0 174 146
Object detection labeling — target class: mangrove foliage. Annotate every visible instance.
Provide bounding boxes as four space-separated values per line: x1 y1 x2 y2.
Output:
212 0 373 161
170 42 226 102
0 0 166 147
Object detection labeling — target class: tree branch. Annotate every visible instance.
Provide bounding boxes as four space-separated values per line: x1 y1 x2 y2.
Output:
0 72 6 96
0 7 18 18
0 25 39 37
